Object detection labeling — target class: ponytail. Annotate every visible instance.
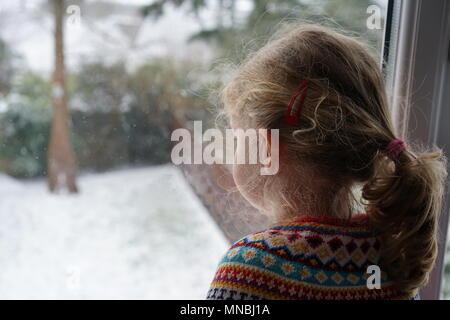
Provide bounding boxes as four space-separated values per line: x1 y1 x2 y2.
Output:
362 145 448 295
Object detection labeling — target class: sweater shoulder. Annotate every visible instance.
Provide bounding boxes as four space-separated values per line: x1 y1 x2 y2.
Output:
207 216 402 300
221 215 378 267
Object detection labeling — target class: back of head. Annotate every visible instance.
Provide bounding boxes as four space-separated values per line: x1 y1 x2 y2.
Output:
221 23 448 295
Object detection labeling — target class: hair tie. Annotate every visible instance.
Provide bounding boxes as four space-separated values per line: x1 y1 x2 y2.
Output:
285 80 308 125
383 138 406 160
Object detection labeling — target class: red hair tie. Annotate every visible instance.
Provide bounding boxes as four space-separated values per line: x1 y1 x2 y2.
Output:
285 80 308 125
383 138 406 160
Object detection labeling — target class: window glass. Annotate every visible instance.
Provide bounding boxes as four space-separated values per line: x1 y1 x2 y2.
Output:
445 243 450 298
0 0 388 299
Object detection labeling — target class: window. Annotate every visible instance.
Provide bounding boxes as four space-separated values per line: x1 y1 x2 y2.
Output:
382 0 450 300
7 0 441 300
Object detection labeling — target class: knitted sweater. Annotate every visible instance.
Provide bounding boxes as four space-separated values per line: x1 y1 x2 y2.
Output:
207 215 418 300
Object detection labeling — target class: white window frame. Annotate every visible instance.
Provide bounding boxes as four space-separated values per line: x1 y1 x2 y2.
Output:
383 0 450 299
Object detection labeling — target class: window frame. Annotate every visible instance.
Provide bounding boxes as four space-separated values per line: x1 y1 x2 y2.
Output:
383 0 450 299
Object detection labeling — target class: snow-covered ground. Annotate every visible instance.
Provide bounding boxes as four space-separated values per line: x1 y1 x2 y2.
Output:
0 165 229 299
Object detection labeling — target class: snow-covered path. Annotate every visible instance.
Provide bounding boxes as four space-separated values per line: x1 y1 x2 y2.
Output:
0 165 229 299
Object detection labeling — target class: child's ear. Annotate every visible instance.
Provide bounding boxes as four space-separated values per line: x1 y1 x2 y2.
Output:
258 128 281 176
258 129 272 167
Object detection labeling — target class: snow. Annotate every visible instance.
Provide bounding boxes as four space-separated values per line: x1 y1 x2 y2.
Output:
0 165 229 299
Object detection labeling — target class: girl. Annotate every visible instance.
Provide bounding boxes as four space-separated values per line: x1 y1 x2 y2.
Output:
206 24 447 300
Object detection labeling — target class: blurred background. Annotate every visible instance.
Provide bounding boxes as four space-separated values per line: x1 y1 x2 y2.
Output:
1 0 446 299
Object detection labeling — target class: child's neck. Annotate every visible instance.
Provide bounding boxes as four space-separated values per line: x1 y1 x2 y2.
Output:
269 200 353 224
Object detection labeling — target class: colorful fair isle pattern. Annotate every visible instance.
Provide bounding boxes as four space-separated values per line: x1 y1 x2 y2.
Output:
207 215 418 300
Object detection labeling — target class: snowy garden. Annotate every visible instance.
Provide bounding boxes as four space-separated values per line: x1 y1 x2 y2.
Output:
0 165 228 299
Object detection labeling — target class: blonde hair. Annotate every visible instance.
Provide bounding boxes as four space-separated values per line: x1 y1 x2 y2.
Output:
220 23 448 295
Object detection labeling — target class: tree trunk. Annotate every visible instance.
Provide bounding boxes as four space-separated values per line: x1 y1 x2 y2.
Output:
47 0 78 193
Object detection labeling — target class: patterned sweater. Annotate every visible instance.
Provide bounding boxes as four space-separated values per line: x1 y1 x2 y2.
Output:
207 215 418 300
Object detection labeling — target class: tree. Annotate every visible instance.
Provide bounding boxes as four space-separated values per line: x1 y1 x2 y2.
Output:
47 0 78 193
142 0 381 61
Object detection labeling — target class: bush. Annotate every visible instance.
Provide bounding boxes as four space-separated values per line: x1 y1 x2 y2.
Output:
0 73 52 177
